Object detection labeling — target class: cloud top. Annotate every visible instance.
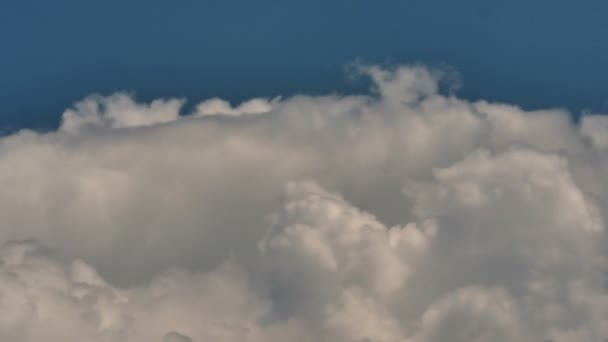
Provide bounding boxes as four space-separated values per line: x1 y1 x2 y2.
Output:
1 66 608 341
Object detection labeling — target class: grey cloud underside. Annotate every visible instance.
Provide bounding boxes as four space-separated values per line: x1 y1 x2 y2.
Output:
2 66 608 341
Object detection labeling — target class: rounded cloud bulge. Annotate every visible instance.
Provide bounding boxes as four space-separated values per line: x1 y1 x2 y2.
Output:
1 65 608 341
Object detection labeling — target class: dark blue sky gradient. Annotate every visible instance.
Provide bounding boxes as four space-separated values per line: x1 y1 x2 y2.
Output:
2 0 607 131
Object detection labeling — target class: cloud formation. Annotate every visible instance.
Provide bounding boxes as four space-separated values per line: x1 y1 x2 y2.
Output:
1 66 608 341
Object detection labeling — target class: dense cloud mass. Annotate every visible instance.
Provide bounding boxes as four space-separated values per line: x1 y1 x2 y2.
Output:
2 66 608 341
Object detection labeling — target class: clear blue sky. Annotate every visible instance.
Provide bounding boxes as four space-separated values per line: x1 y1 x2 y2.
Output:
2 0 607 131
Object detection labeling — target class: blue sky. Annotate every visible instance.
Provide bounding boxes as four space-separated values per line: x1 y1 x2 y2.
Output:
2 0 607 131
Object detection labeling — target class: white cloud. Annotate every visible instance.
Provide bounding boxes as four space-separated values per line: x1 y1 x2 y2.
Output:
194 97 278 117
60 93 184 131
1 65 608 340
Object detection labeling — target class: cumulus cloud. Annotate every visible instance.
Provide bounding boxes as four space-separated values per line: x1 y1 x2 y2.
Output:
194 97 278 117
1 65 608 341
60 93 185 131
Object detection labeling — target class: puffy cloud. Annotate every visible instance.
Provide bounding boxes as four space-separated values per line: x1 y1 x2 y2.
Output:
581 114 608 149
60 93 184 131
194 97 278 117
0 241 271 342
412 287 529 342
1 65 608 340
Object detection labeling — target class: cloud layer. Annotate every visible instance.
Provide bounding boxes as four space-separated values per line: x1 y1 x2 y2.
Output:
1 66 608 341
